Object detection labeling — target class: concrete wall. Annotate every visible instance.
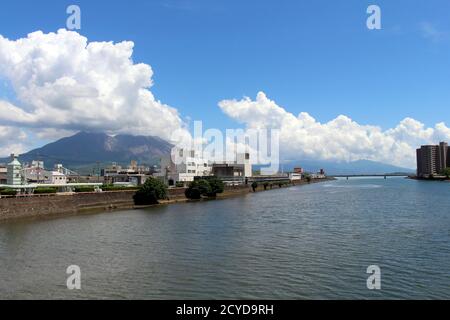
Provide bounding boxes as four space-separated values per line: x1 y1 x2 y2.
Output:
0 191 136 221
0 180 321 222
0 187 218 221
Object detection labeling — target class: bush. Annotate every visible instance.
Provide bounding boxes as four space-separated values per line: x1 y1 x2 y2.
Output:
175 181 185 188
442 167 450 179
185 179 212 199
34 187 57 194
185 186 202 200
0 188 17 196
263 182 269 190
207 177 224 197
251 182 258 192
197 179 212 195
133 178 168 205
74 187 95 193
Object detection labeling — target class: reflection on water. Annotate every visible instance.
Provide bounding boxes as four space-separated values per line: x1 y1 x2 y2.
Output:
1 178 450 299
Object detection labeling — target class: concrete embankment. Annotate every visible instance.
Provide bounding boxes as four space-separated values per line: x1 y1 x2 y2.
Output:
0 179 333 222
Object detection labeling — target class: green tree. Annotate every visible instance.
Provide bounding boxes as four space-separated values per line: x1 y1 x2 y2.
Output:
185 186 202 199
185 179 212 199
207 177 224 197
133 178 168 205
442 167 450 179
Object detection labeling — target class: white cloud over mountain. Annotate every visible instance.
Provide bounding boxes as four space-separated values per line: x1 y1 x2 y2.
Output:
219 92 450 168
0 29 187 155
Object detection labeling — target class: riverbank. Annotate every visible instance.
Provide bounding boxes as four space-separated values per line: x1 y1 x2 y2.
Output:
408 176 450 181
0 178 334 222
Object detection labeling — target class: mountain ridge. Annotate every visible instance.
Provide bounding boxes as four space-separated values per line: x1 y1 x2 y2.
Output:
0 131 173 169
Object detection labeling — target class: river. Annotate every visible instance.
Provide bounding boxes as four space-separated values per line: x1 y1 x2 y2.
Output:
1 177 449 299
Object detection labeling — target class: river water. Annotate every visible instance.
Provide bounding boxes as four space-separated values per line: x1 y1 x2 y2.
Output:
0 177 449 299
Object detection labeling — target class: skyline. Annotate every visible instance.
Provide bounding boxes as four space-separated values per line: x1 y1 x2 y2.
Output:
1 1 450 168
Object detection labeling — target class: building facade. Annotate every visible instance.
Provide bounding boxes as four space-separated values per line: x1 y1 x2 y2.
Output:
155 148 213 185
416 142 450 177
7 154 22 186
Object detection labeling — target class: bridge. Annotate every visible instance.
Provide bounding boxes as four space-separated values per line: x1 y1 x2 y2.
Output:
330 174 410 179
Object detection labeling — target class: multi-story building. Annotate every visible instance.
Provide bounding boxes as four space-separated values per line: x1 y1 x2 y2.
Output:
212 153 252 178
152 149 212 186
7 154 22 186
101 161 154 186
171 148 212 183
416 142 450 177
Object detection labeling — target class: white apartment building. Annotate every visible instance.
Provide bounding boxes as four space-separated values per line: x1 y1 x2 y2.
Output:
168 148 212 183
177 148 212 183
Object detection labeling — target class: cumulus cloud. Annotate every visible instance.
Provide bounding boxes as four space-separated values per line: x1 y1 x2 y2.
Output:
219 92 450 168
0 126 28 158
0 29 187 144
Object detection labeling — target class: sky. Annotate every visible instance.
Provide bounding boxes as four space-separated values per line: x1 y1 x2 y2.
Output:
0 0 450 168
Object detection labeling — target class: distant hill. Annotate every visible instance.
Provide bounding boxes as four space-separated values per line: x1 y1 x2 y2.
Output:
278 159 414 175
0 132 173 170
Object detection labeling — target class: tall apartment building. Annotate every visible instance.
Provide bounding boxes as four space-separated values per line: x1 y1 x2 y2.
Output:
416 142 450 177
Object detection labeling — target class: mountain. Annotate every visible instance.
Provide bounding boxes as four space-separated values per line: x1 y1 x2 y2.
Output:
278 159 414 175
0 132 173 170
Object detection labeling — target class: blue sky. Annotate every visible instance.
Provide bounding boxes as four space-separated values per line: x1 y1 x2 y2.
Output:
1 0 450 129
0 0 450 166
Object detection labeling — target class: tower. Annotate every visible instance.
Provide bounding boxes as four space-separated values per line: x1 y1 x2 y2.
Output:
7 154 22 185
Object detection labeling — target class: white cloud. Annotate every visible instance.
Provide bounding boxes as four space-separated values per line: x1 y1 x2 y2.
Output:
0 29 187 143
0 126 28 159
219 92 450 168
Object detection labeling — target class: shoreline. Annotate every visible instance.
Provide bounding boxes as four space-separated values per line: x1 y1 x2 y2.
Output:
407 176 450 182
0 178 335 223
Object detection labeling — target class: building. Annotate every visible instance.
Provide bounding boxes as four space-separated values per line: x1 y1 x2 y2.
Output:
0 165 7 184
416 142 450 177
22 161 47 183
101 161 154 186
169 148 212 184
293 167 304 174
7 154 22 186
46 170 67 185
289 172 302 181
210 152 252 185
